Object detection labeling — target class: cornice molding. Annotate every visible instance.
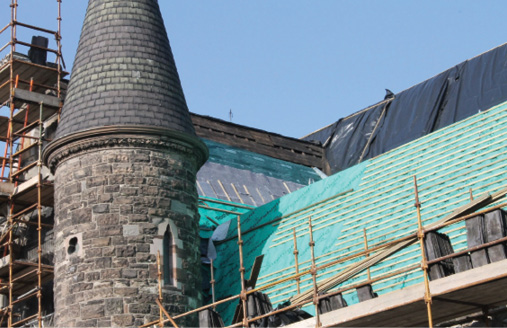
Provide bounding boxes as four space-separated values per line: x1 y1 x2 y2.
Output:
43 125 209 173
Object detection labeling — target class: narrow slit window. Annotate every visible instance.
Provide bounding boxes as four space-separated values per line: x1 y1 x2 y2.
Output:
163 228 174 286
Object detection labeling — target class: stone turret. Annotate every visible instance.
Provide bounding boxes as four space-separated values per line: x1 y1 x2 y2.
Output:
43 0 208 326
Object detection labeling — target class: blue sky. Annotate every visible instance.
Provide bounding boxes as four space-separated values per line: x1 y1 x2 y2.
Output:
2 1 506 138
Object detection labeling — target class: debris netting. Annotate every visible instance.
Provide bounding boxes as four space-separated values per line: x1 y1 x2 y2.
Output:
304 43 507 174
211 101 507 324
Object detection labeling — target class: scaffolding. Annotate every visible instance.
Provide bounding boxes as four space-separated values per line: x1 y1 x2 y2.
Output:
142 182 507 328
0 0 64 326
0 2 505 327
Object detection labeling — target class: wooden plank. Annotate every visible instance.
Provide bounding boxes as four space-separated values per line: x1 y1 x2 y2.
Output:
9 101 58 137
248 130 275 146
193 126 323 157
0 58 65 105
0 62 12 104
12 313 39 327
193 115 322 153
269 134 323 152
0 115 8 138
196 128 323 168
202 129 319 161
287 259 507 328
13 88 60 109
191 113 325 168
10 270 53 297
0 182 13 194
11 176 54 208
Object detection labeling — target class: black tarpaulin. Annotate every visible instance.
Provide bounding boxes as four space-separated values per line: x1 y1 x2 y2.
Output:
322 102 386 173
304 43 507 175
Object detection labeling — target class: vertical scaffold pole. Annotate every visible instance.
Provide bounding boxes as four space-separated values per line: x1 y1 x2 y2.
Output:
308 217 321 328
37 102 43 328
7 4 16 325
56 0 63 120
210 258 216 306
413 176 433 328
155 252 179 328
8 0 17 184
157 251 164 327
363 228 371 281
292 228 301 295
236 215 248 327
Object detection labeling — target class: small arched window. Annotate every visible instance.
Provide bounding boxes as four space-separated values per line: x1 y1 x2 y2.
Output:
163 228 175 286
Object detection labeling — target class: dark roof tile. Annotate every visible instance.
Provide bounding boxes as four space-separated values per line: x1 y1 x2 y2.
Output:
56 0 195 138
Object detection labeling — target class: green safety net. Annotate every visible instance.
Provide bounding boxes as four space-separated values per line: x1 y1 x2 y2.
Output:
205 101 507 324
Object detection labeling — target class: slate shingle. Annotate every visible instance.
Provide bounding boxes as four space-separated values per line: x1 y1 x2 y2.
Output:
56 0 196 138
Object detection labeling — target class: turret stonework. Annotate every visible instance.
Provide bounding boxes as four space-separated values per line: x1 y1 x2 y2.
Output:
43 0 208 327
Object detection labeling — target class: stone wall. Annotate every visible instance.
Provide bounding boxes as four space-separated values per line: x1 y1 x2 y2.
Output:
52 144 202 327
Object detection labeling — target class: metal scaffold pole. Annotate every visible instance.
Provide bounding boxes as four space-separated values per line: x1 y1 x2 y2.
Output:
0 0 65 325
236 215 248 327
56 0 63 119
308 217 321 328
210 258 216 306
413 175 433 328
36 102 43 328
156 251 179 328
157 251 164 327
292 228 301 295
363 228 371 281
7 2 17 325
141 185 507 328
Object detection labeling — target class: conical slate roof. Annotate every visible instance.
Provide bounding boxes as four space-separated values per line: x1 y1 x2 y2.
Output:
56 0 195 138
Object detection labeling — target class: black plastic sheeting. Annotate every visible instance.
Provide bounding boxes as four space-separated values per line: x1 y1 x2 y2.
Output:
304 43 507 174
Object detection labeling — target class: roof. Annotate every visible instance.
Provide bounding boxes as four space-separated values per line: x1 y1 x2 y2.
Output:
304 43 507 175
56 0 195 138
198 197 254 236
197 139 322 206
212 99 507 324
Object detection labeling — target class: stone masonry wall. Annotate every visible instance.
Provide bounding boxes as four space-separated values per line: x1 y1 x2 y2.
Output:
53 145 201 327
